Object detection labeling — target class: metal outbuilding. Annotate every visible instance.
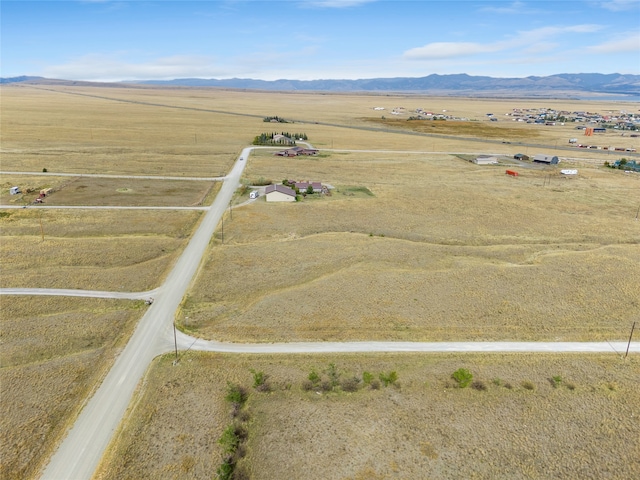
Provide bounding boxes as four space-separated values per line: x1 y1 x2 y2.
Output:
533 154 559 165
474 155 499 165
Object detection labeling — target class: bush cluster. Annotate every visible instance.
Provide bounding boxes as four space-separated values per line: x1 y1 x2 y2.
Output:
302 364 398 394
217 383 250 480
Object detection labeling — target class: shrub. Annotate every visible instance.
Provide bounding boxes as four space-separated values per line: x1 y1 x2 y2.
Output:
369 379 381 390
504 382 513 390
216 459 234 480
521 381 535 391
308 369 321 385
301 379 314 391
362 371 374 385
42 168 48 173
320 380 333 392
218 425 240 454
250 369 270 392
237 410 251 423
341 376 361 392
550 375 562 388
225 383 248 406
325 363 341 387
379 371 398 387
492 378 502 387
452 368 473 388
472 380 487 391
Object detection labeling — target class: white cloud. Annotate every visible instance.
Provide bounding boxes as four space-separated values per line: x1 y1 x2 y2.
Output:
586 32 640 53
598 0 640 11
403 24 605 61
41 54 232 81
403 42 499 60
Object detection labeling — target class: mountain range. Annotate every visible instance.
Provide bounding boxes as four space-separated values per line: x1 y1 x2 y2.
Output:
2 73 639 97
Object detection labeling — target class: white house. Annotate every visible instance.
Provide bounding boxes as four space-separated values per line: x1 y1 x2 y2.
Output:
265 184 296 202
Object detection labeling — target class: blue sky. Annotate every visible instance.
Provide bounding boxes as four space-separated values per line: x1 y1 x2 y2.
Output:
1 0 639 81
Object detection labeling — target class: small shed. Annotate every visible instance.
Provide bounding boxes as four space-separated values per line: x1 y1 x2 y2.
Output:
533 154 559 165
265 184 296 202
513 153 530 161
474 155 498 165
9 186 21 195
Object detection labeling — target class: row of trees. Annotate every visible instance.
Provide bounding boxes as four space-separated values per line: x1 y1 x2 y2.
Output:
252 132 308 146
263 115 288 123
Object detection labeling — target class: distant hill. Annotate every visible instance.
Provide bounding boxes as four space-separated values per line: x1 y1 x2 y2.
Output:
2 73 639 97
133 73 640 96
0 76 45 84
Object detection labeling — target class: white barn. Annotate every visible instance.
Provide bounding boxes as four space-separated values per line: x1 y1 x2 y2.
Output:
265 184 296 202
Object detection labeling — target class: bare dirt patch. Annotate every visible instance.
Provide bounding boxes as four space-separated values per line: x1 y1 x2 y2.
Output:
95 352 640 480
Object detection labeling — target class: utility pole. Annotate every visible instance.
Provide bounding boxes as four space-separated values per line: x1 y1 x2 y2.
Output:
173 321 179 365
625 321 635 359
39 213 45 242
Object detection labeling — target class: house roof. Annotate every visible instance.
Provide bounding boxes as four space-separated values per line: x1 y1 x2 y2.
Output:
265 184 296 197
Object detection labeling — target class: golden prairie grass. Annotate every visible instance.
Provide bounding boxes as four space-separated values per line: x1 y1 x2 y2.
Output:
1 85 639 478
95 352 640 480
1 175 220 207
184 151 640 342
0 296 142 480
0 208 201 290
2 85 634 173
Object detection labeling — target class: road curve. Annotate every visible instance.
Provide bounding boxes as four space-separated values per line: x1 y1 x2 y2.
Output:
39 148 250 480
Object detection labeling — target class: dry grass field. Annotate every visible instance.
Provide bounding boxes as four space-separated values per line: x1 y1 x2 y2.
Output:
183 151 639 343
0 208 201 290
1 175 220 208
95 352 640 480
1 85 638 479
0 296 143 480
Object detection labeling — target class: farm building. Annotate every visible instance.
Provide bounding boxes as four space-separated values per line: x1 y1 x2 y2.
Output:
474 155 499 165
272 134 294 144
265 184 296 202
533 154 559 165
513 153 530 161
274 146 319 157
294 181 323 193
